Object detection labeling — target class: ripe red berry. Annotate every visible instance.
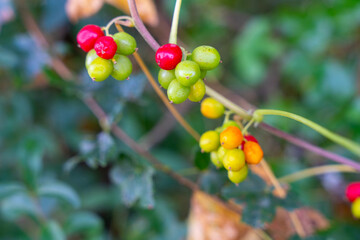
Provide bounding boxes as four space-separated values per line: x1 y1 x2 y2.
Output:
77 25 104 52
241 134 258 150
155 44 183 70
346 182 360 202
94 36 118 60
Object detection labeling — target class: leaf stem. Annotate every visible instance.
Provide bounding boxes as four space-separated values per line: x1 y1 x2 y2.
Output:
255 109 360 157
104 16 134 35
169 0 182 44
279 164 358 183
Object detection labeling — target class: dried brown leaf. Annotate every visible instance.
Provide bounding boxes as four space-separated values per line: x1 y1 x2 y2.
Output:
65 0 104 22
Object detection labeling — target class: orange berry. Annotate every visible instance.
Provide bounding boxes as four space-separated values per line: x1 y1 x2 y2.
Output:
200 97 225 119
243 141 263 164
220 126 243 149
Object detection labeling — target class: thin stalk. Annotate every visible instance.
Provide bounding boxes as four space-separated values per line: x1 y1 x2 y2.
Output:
104 16 134 35
242 118 255 134
279 164 357 184
169 0 182 44
255 109 360 157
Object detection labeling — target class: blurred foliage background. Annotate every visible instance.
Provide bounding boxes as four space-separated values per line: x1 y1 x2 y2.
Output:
0 0 360 239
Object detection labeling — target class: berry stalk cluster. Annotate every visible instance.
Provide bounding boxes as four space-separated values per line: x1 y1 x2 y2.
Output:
77 24 137 82
199 98 264 184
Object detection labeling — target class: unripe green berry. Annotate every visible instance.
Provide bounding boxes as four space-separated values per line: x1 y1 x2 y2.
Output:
210 151 223 168
88 58 113 82
158 69 176 89
175 60 201 87
200 70 207 79
199 130 220 152
111 54 132 81
228 165 248 184
216 120 241 133
85 49 98 69
192 45 221 70
167 79 190 104
113 32 137 56
188 79 206 102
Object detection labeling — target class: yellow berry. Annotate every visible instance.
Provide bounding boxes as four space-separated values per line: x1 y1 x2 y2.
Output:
228 165 248 184
210 151 222 168
199 131 220 153
200 97 225 119
352 198 360 218
223 149 245 171
217 146 228 161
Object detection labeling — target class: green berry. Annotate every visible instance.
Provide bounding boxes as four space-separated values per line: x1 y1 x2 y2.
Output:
188 79 206 102
217 146 228 161
88 58 113 82
216 120 241 133
167 79 190 104
228 165 248 184
113 32 137 56
111 54 132 81
192 45 221 70
199 130 220 152
85 49 98 69
175 60 201 87
200 70 207 79
223 149 245 171
210 151 222 168
158 69 176 89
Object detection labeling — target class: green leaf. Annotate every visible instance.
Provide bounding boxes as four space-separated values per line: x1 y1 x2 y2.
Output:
38 182 80 208
64 212 103 237
193 148 210 170
110 160 155 208
40 220 66 240
1 193 38 222
199 169 227 195
0 183 25 200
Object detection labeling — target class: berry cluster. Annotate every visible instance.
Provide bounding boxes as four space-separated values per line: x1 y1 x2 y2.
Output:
156 44 220 104
199 98 264 184
77 25 137 82
346 182 360 218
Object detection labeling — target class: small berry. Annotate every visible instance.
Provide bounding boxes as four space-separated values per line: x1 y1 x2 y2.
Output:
210 151 223 168
217 120 241 133
346 182 360 202
220 126 243 149
228 165 248 184
199 130 220 153
77 25 104 52
188 79 206 102
192 45 221 70
155 44 183 70
217 146 228 162
87 58 113 82
111 54 132 81
200 97 225 119
351 198 360 218
241 134 259 149
94 36 118 59
223 149 245 171
167 79 190 104
243 141 263 164
175 60 201 87
85 49 98 69
113 32 137 56
158 69 176 89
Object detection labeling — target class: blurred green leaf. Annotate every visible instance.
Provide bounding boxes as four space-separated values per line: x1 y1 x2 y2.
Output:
0 183 25 200
38 181 81 209
1 193 38 222
64 211 103 238
40 220 66 240
193 148 210 170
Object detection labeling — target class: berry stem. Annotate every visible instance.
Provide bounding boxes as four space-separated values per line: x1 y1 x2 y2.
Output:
104 16 134 35
242 118 255 134
255 109 360 157
222 110 234 124
169 0 182 44
278 164 358 184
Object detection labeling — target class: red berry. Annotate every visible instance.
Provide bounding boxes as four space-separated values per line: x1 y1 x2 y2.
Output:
346 182 360 202
241 134 258 150
155 44 182 70
94 36 118 60
77 25 104 52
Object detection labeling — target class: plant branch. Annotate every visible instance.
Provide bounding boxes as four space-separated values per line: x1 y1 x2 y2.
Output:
169 0 182 44
279 164 357 184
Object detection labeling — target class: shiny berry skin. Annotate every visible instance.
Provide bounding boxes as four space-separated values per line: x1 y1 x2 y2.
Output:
223 149 245 171
113 32 137 56
155 44 183 70
188 79 206 102
85 49 98 69
346 182 360 202
220 126 243 149
243 141 263 164
94 36 118 59
158 69 176 89
111 54 132 81
241 134 259 150
210 151 223 168
167 79 190 104
192 45 221 70
217 146 228 162
77 25 104 52
87 58 113 82
199 130 220 153
175 60 201 86
228 165 248 184
200 97 225 119
352 198 360 218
